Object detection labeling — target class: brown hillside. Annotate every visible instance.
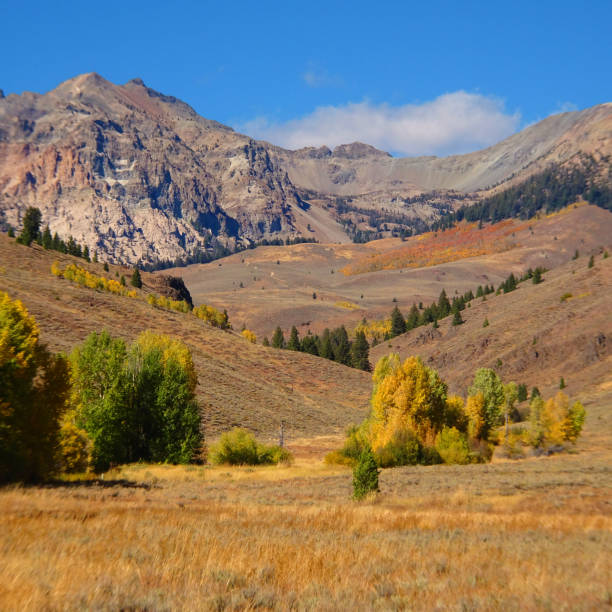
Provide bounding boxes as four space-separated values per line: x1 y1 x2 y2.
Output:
371 251 612 401
172 204 612 339
0 235 371 440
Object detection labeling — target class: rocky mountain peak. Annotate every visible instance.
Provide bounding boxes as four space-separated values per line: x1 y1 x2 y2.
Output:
332 142 392 159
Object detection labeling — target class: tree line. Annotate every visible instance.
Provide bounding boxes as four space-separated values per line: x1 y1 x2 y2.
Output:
431 156 612 231
263 325 371 371
332 354 586 477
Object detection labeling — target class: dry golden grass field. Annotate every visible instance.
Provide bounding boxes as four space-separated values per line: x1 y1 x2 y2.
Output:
1 380 611 610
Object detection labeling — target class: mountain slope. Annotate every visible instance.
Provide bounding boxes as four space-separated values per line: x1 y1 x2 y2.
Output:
0 234 371 439
269 103 612 195
370 251 612 400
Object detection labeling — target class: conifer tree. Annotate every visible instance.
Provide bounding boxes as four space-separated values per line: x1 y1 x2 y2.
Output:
130 267 143 288
262 337 270 347
406 304 420 330
42 225 53 249
390 305 406 337
532 267 543 284
350 331 371 371
271 326 285 349
17 207 42 246
287 326 301 351
452 306 463 326
331 326 352 365
318 328 333 360
437 289 451 318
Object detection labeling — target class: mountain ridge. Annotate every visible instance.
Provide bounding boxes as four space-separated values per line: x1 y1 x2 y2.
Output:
1 73 610 265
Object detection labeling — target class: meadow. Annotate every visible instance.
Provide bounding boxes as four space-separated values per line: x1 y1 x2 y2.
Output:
2 384 611 611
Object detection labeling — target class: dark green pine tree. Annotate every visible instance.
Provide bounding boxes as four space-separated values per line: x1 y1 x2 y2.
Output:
406 304 420 330
262 337 270 347
532 268 543 284
271 326 285 349
452 306 464 326
41 225 53 249
17 207 42 246
318 328 333 360
300 334 319 356
287 326 301 351
331 326 352 366
390 305 406 337
476 285 484 298
437 289 451 318
350 330 371 371
352 447 380 500
131 267 143 288
83 245 90 262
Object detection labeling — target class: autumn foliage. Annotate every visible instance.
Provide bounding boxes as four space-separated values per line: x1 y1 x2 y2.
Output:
341 219 528 275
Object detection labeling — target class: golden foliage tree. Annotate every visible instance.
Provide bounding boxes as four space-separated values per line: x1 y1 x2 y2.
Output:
0 292 70 482
370 354 449 449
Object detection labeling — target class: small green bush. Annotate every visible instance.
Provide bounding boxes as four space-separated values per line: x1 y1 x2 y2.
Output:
352 447 379 500
374 428 421 468
435 427 471 465
325 424 369 465
209 428 293 466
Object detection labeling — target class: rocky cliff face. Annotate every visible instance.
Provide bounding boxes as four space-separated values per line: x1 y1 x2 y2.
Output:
0 73 610 265
0 73 302 264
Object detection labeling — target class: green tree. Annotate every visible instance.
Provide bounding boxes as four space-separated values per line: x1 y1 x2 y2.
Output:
318 328 333 359
406 304 419 330
131 267 143 288
503 382 518 435
352 446 379 500
588 255 594 268
390 306 406 337
437 289 451 318
468 368 504 438
69 331 201 471
301 334 319 356
452 306 464 326
532 267 543 284
0 292 70 482
41 225 53 249
262 337 270 347
517 383 528 403
271 326 285 349
331 326 352 365
350 330 371 371
17 207 42 246
287 326 301 351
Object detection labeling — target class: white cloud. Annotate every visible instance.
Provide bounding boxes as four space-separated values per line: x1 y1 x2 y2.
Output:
302 68 342 88
242 92 521 157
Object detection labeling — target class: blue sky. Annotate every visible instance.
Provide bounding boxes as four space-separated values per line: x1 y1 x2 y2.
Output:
1 0 610 156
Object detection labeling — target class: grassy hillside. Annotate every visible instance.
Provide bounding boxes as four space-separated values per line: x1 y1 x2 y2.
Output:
371 248 612 401
0 235 371 440
172 203 612 339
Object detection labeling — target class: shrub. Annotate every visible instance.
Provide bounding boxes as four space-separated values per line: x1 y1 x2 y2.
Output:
241 329 257 344
374 428 421 468
352 447 379 500
325 424 369 465
209 428 293 465
435 427 470 465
